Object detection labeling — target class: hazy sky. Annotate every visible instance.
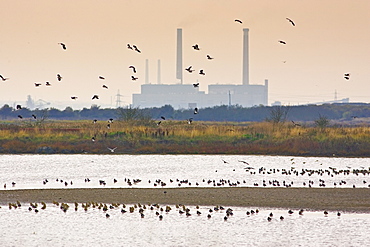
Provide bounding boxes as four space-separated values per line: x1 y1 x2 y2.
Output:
1 0 369 109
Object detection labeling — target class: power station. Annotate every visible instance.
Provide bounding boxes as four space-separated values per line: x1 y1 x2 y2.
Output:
132 28 268 109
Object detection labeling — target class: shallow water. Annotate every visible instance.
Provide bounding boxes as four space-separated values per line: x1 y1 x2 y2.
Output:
1 203 370 247
0 154 369 189
1 154 370 246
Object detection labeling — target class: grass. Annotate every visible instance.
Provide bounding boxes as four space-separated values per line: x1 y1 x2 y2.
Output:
1 120 370 156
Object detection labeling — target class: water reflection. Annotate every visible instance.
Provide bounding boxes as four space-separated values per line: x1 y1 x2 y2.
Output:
0 154 369 190
1 202 370 246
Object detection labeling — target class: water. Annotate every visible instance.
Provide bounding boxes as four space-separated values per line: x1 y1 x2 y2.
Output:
1 154 370 246
0 154 369 189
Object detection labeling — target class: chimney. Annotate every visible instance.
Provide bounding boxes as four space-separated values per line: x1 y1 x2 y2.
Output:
145 59 149 84
176 28 183 84
243 28 249 85
157 59 161 84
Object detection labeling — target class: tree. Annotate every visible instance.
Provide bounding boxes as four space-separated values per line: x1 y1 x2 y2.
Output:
116 105 153 125
267 105 291 124
315 114 330 129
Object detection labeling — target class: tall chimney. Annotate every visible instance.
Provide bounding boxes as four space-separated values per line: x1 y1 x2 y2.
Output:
176 28 183 84
242 28 249 85
157 59 161 84
145 59 149 84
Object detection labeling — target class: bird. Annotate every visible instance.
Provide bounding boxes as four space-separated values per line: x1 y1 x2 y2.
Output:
157 121 161 126
133 45 141 53
0 75 9 81
127 44 133 50
291 120 301 127
222 160 229 164
107 147 117 153
199 70 205 75
129 66 137 73
206 55 214 60
58 43 67 50
193 83 199 88
131 76 138 81
185 66 195 73
286 17 295 26
16 105 22 110
238 160 250 165
108 118 114 123
35 83 41 87
91 137 96 142
107 124 110 129
344 73 350 80
45 81 51 86
32 114 37 119
102 85 108 89
18 115 23 119
93 119 97 124
92 95 99 100
161 116 166 120
234 19 243 24
192 44 200 50
278 40 287 45
187 118 193 124
71 96 78 100
57 74 62 81
99 76 105 80
194 107 198 114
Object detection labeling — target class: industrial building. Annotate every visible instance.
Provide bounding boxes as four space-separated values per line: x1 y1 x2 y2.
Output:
132 28 268 109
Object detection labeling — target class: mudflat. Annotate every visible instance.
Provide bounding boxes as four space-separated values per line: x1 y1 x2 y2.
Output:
1 187 369 212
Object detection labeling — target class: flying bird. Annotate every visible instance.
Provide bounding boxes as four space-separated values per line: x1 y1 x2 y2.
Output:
291 120 301 127
234 19 243 24
344 73 350 80
71 96 78 100
107 147 117 153
99 76 105 80
206 55 214 60
238 160 250 165
0 75 9 81
127 44 133 50
32 114 37 119
16 105 22 110
193 83 199 88
57 74 62 81
161 116 166 120
194 107 199 114
129 66 137 73
185 66 195 73
222 159 229 164
45 81 51 86
102 85 108 89
18 115 23 119
278 40 287 45
157 121 161 126
187 118 193 124
35 83 41 87
192 44 200 50
131 76 138 81
132 45 141 53
108 118 114 123
286 18 295 26
107 124 111 129
199 70 205 75
58 43 67 50
91 136 96 142
92 95 99 100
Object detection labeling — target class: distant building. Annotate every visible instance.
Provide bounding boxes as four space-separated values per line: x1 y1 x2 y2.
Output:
132 28 268 109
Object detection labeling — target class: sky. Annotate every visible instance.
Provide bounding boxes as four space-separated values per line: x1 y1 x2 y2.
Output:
0 0 369 109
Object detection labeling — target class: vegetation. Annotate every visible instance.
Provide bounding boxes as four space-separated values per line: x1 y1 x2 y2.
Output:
1 118 370 156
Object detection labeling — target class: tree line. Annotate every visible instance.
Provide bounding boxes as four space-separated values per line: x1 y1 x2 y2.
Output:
0 103 370 123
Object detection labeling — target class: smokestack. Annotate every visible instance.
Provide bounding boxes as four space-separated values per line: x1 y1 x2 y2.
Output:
145 59 149 84
242 28 249 85
176 28 183 84
157 59 161 84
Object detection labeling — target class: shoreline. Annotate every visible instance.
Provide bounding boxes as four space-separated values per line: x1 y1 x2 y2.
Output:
1 187 370 213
